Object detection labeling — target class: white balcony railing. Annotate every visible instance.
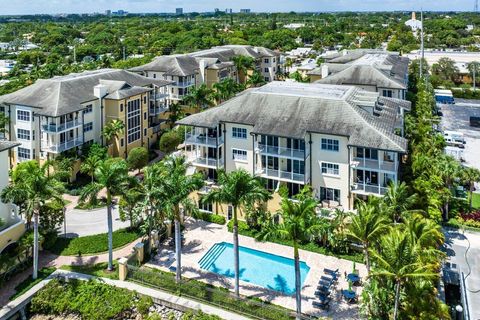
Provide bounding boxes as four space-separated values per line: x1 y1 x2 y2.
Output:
42 119 82 133
174 80 195 87
256 168 305 183
352 157 396 172
42 138 83 153
351 183 388 195
151 93 169 101
185 133 224 146
258 144 307 159
149 106 168 116
189 157 224 168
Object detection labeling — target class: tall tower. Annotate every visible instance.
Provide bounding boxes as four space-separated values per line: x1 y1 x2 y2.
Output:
475 0 479 12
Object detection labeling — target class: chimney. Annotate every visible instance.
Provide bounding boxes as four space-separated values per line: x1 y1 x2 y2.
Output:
94 84 108 99
321 64 329 79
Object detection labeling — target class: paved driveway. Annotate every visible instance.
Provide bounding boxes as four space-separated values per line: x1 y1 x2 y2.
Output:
58 205 131 238
444 228 480 319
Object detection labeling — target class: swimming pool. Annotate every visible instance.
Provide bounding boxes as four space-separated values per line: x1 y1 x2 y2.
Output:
198 242 310 295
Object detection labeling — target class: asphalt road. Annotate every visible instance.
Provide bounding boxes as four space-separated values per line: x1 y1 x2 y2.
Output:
58 205 131 238
444 228 480 320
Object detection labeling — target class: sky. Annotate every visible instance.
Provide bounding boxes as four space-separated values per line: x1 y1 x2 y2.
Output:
0 0 475 15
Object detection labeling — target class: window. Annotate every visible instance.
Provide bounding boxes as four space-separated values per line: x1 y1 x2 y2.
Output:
83 105 93 114
144 128 147 136
321 162 339 176
356 148 378 160
153 74 157 79
120 138 124 147
321 138 339 151
264 68 269 73
264 58 269 63
83 122 93 132
382 89 393 98
17 147 30 161
17 129 30 140
120 104 124 112
143 96 147 104
17 110 30 122
232 149 247 161
198 199 213 213
320 187 340 203
127 99 141 143
273 58 276 63
232 127 247 139
264 77 269 81
144 112 147 120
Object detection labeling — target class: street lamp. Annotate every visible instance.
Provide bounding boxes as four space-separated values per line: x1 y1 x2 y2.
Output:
63 206 67 238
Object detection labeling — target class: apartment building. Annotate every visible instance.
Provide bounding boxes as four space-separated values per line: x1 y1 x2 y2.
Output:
0 69 172 165
309 50 409 100
177 82 410 215
130 45 282 102
0 141 23 253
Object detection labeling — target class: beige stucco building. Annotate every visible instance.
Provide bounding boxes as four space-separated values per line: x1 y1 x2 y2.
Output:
0 141 24 253
0 69 172 168
178 82 410 217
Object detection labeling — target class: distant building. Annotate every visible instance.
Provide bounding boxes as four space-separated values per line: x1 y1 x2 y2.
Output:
112 10 128 16
176 8 183 15
0 60 16 76
240 9 251 13
214 8 220 13
284 23 305 30
405 12 423 35
105 10 111 16
225 8 233 14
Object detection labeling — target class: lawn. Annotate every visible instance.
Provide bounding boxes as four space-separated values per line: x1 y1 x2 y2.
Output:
470 192 480 209
48 228 142 256
9 267 56 301
60 262 118 279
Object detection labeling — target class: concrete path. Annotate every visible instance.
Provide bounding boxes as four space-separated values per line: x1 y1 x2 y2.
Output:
1 269 249 320
444 227 480 320
0 237 142 307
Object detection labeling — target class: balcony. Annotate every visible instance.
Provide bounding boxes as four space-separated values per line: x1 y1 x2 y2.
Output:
149 106 168 116
256 168 306 183
351 183 388 196
42 119 82 133
151 93 169 101
174 80 195 88
185 133 224 147
351 158 396 172
258 144 307 159
189 157 224 169
42 138 83 153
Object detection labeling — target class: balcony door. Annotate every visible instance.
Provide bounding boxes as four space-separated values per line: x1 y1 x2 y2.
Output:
287 159 305 174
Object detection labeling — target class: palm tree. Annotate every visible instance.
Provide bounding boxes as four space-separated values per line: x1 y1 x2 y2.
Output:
439 155 461 221
80 154 102 182
246 71 266 88
347 200 390 274
0 112 9 137
1 161 64 279
213 78 243 104
167 103 185 129
231 55 255 83
285 57 293 74
79 158 131 271
202 169 270 297
257 187 321 318
369 229 439 320
462 166 480 211
102 120 125 156
382 181 417 223
157 156 203 283
183 84 214 111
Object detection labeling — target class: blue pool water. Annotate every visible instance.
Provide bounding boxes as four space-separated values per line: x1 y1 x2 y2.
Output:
198 242 310 295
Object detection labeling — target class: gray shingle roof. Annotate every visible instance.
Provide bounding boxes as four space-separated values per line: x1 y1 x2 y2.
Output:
104 86 151 100
0 140 20 152
0 69 171 117
129 54 200 76
189 48 237 62
177 82 407 152
314 65 406 89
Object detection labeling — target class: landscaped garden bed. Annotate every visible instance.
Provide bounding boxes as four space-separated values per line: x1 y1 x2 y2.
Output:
46 228 142 256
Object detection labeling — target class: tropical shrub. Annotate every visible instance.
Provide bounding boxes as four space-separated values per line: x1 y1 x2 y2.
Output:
127 147 149 172
196 212 226 225
159 130 182 153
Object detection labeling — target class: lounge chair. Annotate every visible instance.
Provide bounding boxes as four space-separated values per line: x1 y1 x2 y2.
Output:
321 275 337 283
324 268 339 276
317 284 331 292
313 299 331 311
318 280 333 288
314 289 330 298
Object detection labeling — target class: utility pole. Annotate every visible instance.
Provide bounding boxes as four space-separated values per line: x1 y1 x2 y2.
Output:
419 9 424 79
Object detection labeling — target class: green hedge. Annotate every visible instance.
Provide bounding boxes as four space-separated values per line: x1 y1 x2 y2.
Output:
445 218 480 232
30 279 142 320
9 267 56 301
227 220 363 263
197 213 226 225
129 267 294 320
60 262 119 279
48 228 142 256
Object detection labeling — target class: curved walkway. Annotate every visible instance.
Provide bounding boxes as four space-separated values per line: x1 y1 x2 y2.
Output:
0 237 142 307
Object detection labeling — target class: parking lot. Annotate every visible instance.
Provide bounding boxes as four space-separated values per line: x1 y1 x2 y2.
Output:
439 98 480 170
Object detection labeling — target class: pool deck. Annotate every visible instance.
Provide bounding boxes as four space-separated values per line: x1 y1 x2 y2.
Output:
146 219 366 319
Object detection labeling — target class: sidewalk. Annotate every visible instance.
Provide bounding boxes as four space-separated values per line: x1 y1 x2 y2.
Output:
0 237 142 307
1 269 249 320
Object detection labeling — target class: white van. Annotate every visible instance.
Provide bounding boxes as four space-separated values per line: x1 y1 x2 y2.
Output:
444 131 465 148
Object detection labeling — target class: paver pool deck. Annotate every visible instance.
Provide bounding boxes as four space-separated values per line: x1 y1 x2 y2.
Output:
147 219 366 319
